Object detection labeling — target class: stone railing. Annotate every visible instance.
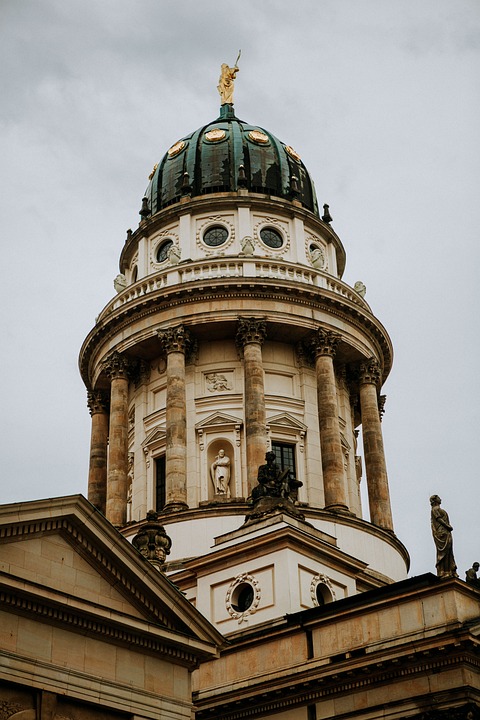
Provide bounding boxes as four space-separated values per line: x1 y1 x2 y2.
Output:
96 258 370 322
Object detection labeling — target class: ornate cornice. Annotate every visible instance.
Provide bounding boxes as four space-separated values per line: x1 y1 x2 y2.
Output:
79 284 393 388
87 389 109 416
235 317 267 348
359 356 382 386
194 644 480 719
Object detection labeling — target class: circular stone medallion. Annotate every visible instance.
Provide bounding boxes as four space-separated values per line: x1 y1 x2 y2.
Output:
205 128 226 142
167 140 186 158
248 130 269 144
285 145 301 162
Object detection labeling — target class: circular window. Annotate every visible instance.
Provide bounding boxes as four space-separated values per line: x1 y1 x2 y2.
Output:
203 225 228 247
260 227 284 249
156 239 174 263
231 583 254 612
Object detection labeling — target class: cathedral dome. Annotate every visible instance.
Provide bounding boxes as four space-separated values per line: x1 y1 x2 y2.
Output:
143 105 320 217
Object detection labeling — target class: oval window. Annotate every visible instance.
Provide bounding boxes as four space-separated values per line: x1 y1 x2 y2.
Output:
203 225 228 247
156 239 173 263
260 227 283 249
231 582 254 612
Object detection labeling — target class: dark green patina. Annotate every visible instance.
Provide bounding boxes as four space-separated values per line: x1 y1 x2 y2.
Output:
144 106 319 217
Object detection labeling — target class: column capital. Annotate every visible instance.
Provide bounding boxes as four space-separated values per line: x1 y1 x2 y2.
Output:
87 389 109 416
236 317 267 348
378 394 387 421
310 328 341 358
157 324 192 354
359 357 382 386
103 351 130 380
132 359 151 388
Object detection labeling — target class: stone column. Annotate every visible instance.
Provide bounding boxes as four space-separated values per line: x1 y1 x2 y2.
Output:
87 389 109 514
157 325 191 511
359 357 393 531
104 352 130 527
312 328 348 512
236 318 267 494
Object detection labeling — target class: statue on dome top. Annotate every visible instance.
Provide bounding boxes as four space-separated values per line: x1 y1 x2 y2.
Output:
218 51 240 105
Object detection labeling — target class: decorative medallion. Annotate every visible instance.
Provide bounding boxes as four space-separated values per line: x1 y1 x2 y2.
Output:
225 572 261 623
248 130 269 144
148 163 158 180
285 144 301 162
205 128 226 142
167 140 186 158
310 573 336 606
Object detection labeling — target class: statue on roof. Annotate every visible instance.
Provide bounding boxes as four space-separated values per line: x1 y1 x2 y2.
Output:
218 52 240 105
430 495 458 578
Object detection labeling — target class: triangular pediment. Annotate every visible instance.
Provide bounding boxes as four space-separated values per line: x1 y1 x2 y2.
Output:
0 495 223 661
142 425 166 447
266 412 308 432
195 412 243 430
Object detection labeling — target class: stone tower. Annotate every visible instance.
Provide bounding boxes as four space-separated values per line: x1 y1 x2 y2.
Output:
79 94 408 632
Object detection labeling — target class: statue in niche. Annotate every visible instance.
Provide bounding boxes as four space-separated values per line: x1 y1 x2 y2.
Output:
465 562 480 588
211 449 231 497
246 451 304 524
430 495 458 578
206 372 232 392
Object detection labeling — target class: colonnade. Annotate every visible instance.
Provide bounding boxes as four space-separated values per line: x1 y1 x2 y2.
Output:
87 319 393 531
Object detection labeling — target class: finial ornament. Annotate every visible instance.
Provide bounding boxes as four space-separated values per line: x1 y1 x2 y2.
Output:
218 52 240 105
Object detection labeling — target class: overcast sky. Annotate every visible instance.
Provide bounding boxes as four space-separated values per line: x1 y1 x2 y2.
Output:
1 0 479 578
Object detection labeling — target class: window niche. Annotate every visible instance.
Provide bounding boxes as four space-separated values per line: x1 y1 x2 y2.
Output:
196 413 243 502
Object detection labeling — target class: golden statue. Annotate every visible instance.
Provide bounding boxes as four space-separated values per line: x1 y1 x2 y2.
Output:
218 52 240 105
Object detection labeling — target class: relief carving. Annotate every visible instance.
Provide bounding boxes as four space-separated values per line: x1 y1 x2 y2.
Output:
205 372 232 392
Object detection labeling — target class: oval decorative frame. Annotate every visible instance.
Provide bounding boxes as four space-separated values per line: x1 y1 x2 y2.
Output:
285 144 301 162
248 130 269 145
225 572 261 623
151 230 179 267
310 573 336 606
205 128 226 143
253 216 290 256
167 140 186 158
196 215 235 255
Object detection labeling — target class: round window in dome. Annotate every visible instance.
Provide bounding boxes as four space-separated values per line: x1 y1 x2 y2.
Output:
156 239 174 263
203 225 228 247
231 582 254 613
260 227 284 249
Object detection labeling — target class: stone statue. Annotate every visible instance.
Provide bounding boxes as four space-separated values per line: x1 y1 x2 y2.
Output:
167 244 181 265
465 562 480 588
252 452 302 503
354 281 366 298
211 449 231 497
241 236 255 256
309 247 325 270
113 273 127 293
430 495 458 578
217 61 239 105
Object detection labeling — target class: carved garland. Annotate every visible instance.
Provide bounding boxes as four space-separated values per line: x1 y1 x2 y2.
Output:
225 572 261 624
310 573 336 606
253 216 290 256
196 215 235 255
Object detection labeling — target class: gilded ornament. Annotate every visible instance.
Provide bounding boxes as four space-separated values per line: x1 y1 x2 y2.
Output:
285 145 301 161
205 128 226 142
167 140 186 158
248 130 269 145
148 163 158 180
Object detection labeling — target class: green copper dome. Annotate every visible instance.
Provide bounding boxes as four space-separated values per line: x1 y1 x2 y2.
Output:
143 105 319 217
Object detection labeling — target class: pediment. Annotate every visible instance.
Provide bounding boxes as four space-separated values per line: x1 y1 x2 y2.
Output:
142 425 166 448
266 413 308 432
195 412 243 430
0 495 223 660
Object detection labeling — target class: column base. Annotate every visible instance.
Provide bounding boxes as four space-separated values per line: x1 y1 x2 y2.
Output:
324 503 352 515
162 502 189 514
